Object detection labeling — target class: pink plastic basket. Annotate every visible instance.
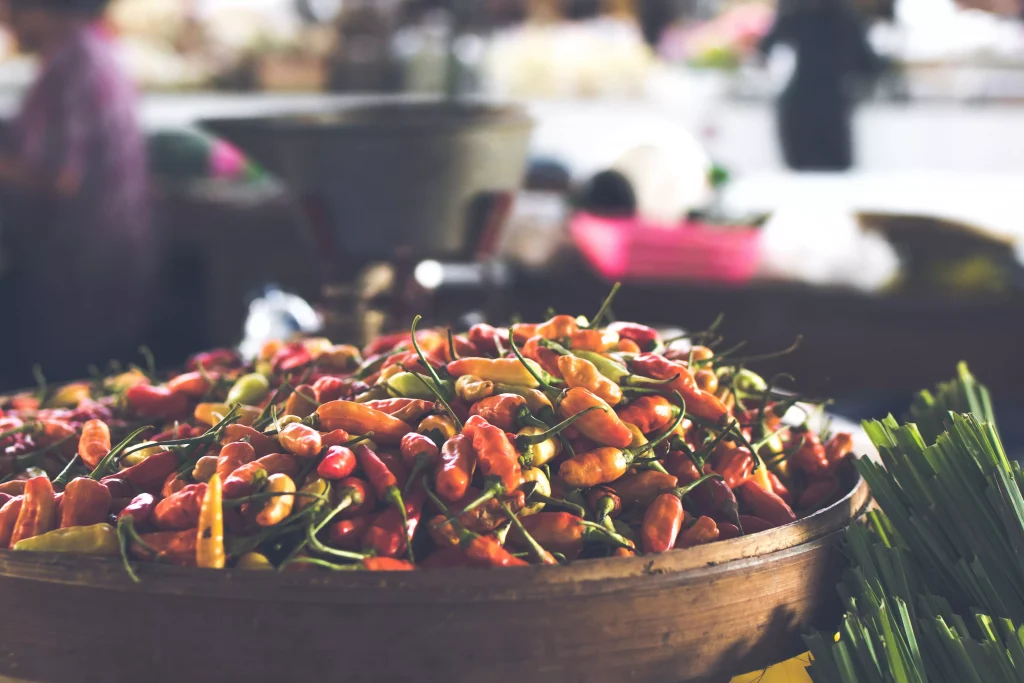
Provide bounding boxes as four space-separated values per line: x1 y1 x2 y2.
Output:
569 212 762 284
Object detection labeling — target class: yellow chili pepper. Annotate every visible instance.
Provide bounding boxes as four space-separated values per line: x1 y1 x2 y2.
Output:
255 474 296 527
192 455 218 483
120 441 166 468
236 552 274 570
516 426 561 467
12 523 119 556
194 403 260 427
49 382 91 409
624 423 648 449
557 355 622 406
418 414 457 441
455 375 495 403
196 473 225 569
377 364 404 384
446 358 542 388
295 476 329 513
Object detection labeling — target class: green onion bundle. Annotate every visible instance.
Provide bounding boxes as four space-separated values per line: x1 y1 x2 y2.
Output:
805 365 1024 682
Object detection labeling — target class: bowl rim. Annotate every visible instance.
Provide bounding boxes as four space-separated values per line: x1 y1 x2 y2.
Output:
0 475 869 599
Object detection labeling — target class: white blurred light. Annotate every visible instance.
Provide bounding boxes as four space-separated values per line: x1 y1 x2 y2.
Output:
415 260 444 290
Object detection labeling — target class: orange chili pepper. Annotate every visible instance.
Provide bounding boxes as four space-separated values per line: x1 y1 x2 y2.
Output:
10 476 56 547
535 314 579 340
557 447 630 489
434 434 477 503
215 441 257 481
556 388 633 449
568 328 619 353
712 445 755 490
677 516 720 548
278 422 322 458
462 534 528 568
617 338 641 354
114 450 179 494
462 415 521 493
317 400 412 444
0 496 23 547
77 419 111 470
219 424 278 457
616 396 677 434
361 557 417 571
284 384 319 418
468 394 528 432
60 477 112 528
825 433 854 468
557 355 622 406
363 398 434 423
641 493 685 554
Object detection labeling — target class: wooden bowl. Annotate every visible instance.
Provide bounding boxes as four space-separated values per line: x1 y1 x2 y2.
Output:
0 476 868 683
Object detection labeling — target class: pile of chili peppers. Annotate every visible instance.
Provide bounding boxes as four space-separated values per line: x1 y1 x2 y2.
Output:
0 297 853 575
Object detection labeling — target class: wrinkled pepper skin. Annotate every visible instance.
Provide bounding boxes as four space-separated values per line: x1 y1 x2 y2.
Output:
557 388 633 449
607 321 662 352
10 476 56 547
610 471 679 508
468 394 528 432
112 450 180 494
60 477 112 528
0 496 23 547
435 434 477 503
630 354 730 423
362 489 425 558
616 396 677 434
153 483 207 531
462 415 522 492
362 399 434 424
558 355 622 406
215 441 257 481
558 448 630 489
317 401 412 444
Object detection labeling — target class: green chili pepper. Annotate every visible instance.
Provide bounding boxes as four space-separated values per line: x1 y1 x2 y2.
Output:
386 372 453 401
13 523 119 556
226 373 270 407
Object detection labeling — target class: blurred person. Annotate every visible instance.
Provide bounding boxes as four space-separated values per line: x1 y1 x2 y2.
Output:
0 0 154 386
760 0 881 170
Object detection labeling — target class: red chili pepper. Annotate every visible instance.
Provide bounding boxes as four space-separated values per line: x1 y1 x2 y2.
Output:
378 452 410 489
610 471 679 508
272 346 312 373
361 557 416 572
363 331 414 358
640 493 685 554
187 348 240 371
421 546 476 569
688 476 741 529
825 433 854 468
467 323 508 357
312 376 349 404
768 471 793 505
521 336 564 379
320 429 352 448
400 432 440 491
606 322 661 352
712 445 755 490
788 429 829 477
738 515 776 534
586 487 622 520
738 481 797 527
434 434 477 503
355 444 399 498
130 530 197 566
153 483 207 531
284 384 319 418
166 371 217 398
362 488 425 557
100 477 135 499
215 441 257 481
117 493 156 528
798 475 840 510
462 415 521 492
462 534 528 568
124 384 189 420
326 514 374 551
335 477 375 518
512 512 632 560
59 477 112 528
630 354 730 423
717 522 741 540
468 394 528 432
615 396 677 434
110 450 179 493
161 471 189 499
318 446 358 480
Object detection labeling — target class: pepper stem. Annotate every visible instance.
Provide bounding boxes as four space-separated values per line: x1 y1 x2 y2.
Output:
275 490 357 569
410 315 452 399
447 329 459 361
668 473 725 500
51 454 81 489
538 339 573 356
507 331 558 394
438 479 505 526
403 455 431 495
527 491 586 519
514 405 601 448
579 521 634 550
116 516 153 583
402 365 463 431
499 500 557 565
384 486 414 564
89 425 154 480
587 282 621 330
628 390 686 460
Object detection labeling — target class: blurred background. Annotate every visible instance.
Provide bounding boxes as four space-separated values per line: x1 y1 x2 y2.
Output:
2 0 1024 443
